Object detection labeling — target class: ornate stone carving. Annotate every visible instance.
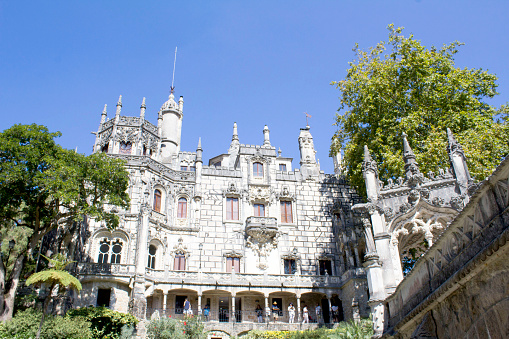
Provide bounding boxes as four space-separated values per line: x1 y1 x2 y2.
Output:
245 217 279 261
248 185 272 203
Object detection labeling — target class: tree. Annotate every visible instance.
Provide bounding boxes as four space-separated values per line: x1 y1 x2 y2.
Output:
331 24 509 196
26 254 82 339
0 124 130 321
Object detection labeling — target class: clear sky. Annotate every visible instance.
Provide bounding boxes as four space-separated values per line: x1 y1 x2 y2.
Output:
1 1 508 174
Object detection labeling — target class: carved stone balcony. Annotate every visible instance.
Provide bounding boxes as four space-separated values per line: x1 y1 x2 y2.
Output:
245 217 278 243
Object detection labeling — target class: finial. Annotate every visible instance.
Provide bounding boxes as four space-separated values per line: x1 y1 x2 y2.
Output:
402 132 414 158
362 145 378 175
178 96 184 112
263 125 270 146
115 95 122 117
140 97 146 119
196 137 203 162
402 132 423 185
363 145 372 162
101 104 107 124
197 137 202 150
278 147 282 157
304 112 312 128
232 122 239 141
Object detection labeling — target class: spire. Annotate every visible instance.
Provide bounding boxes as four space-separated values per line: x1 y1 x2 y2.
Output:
232 122 239 142
362 145 378 175
263 125 270 146
447 128 465 157
140 97 146 119
115 95 122 117
402 132 423 186
101 104 107 124
196 137 203 163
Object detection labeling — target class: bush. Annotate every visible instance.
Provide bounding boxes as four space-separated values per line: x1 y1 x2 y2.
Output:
0 308 92 339
66 306 138 339
329 319 373 339
146 315 206 339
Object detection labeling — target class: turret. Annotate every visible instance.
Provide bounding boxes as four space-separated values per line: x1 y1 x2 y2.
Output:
140 97 146 120
229 122 240 152
333 151 342 175
447 128 472 194
159 91 184 164
362 146 379 202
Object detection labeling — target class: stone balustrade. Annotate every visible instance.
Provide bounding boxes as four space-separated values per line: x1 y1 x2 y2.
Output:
77 262 364 289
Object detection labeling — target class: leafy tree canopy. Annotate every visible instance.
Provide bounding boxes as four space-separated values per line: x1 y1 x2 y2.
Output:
331 24 509 196
0 124 130 320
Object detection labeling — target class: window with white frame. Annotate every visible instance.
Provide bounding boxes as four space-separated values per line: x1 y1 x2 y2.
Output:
226 197 239 220
253 162 263 177
177 198 187 218
97 239 123 264
280 200 293 223
147 245 157 269
226 257 241 273
254 203 265 217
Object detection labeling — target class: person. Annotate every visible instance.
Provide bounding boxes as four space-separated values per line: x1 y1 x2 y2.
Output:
203 304 210 321
331 304 339 323
271 301 280 322
288 303 295 323
315 304 322 323
302 305 309 324
255 304 263 323
183 298 191 316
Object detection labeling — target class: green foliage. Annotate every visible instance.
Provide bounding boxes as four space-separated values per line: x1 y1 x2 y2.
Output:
119 324 135 339
146 316 206 339
66 306 138 339
0 123 130 318
146 317 185 339
331 24 509 196
0 308 92 339
329 319 373 338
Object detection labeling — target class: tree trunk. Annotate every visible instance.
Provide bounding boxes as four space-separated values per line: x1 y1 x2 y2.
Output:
36 283 56 339
0 254 25 322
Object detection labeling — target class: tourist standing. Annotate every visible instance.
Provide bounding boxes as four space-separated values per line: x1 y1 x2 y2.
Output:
315 304 322 323
302 305 309 324
288 303 295 323
203 304 210 321
272 302 280 322
184 298 191 316
255 304 263 323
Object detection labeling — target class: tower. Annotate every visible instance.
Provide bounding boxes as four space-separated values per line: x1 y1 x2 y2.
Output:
159 91 184 164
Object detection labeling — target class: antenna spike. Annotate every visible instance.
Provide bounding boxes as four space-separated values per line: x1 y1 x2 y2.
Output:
171 47 177 93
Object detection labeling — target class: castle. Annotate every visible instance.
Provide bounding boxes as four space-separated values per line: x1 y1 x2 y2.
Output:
73 89 509 338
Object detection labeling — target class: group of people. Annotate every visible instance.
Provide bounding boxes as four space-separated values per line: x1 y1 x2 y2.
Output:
254 302 325 324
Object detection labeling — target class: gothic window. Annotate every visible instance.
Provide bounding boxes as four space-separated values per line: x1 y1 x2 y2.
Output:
253 162 263 177
254 203 265 217
226 257 240 273
174 254 186 271
143 146 151 156
279 164 287 171
153 189 162 212
101 144 109 153
284 259 296 274
119 142 132 155
98 240 110 263
97 239 122 264
280 201 293 223
147 245 157 269
319 259 332 275
177 198 187 218
226 197 239 220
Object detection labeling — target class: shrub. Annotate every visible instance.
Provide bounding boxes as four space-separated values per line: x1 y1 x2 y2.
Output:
329 318 373 339
0 308 92 339
146 317 185 339
66 306 138 339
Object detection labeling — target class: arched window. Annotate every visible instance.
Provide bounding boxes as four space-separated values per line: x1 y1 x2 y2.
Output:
98 240 110 263
111 240 122 263
147 245 157 269
101 144 109 153
153 189 162 212
177 198 187 218
253 162 263 177
119 142 132 155
97 239 122 264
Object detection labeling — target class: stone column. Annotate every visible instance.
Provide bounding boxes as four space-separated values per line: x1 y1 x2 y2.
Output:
162 291 168 317
197 294 202 316
296 295 301 323
265 295 270 323
363 253 385 338
130 205 150 319
353 247 361 267
327 297 332 324
230 295 235 323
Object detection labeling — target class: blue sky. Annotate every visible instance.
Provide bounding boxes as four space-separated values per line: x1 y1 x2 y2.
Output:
1 1 508 173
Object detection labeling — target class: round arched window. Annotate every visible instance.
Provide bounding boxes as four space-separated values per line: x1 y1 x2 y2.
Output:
147 245 157 269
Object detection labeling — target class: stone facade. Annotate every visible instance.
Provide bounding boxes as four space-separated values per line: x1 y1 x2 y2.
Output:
72 91 369 338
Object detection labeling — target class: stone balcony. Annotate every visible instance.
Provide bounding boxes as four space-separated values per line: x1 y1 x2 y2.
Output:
245 216 278 248
76 263 365 290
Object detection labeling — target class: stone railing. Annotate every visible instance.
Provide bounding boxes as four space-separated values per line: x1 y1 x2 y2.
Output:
384 156 509 334
77 263 136 277
142 269 362 289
